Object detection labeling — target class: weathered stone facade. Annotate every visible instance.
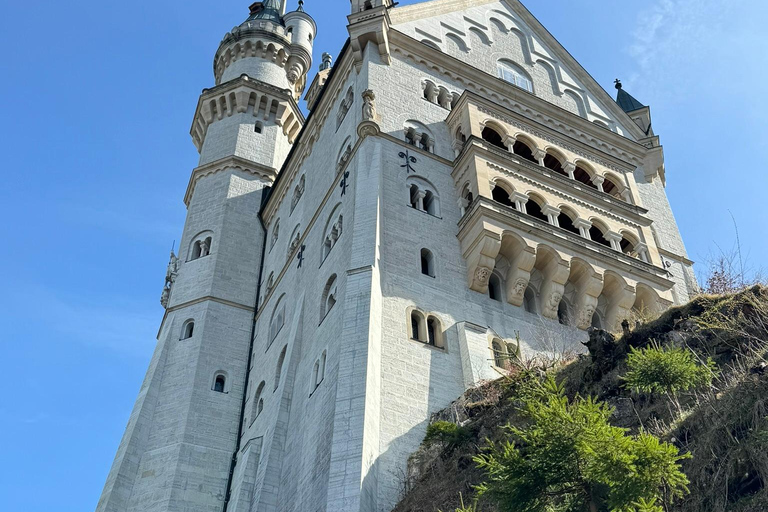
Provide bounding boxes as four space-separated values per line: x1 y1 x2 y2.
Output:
97 1 696 512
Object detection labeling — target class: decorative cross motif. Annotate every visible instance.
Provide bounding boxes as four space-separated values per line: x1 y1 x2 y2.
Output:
399 150 417 173
339 171 350 196
297 244 306 268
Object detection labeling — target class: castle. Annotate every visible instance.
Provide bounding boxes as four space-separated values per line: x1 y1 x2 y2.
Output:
96 1 697 511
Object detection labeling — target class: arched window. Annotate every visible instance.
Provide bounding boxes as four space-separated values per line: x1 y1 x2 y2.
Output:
254 121 263 134
591 312 602 329
318 350 327 385
322 204 343 262
426 315 444 348
287 225 301 259
589 222 611 248
497 60 533 93
523 286 537 314
489 273 502 302
420 248 435 277
512 139 537 163
291 175 305 212
409 309 426 341
337 137 353 171
336 87 353 129
557 210 579 235
460 183 474 215
270 219 280 250
423 191 437 215
481 126 506 149
406 177 440 217
574 165 597 189
189 232 213 261
491 339 505 368
311 361 320 394
525 197 549 223
181 320 195 340
265 272 275 295
274 345 287 391
321 275 338 321
544 152 568 176
492 185 516 209
404 120 434 153
252 381 265 419
269 296 286 341
213 373 227 393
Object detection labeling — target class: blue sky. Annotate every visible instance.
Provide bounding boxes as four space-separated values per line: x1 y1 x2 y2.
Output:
0 0 765 510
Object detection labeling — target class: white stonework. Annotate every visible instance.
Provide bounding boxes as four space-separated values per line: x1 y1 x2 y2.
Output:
97 1 697 512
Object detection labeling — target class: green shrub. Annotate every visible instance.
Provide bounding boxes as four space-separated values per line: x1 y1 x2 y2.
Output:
474 377 690 512
424 421 472 450
623 342 716 396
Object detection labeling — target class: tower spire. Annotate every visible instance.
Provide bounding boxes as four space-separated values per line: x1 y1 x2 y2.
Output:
614 79 646 113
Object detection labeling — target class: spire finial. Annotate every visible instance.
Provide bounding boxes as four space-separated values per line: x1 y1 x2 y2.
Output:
297 0 304 11
614 79 623 90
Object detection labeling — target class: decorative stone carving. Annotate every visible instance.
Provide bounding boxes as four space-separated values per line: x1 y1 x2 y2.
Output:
165 251 179 286
160 285 170 309
545 292 562 317
475 267 491 285
578 304 596 330
512 278 527 298
362 89 376 121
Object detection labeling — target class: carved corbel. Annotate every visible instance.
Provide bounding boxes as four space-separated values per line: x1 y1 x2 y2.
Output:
465 232 502 293
605 284 636 332
571 270 604 330
538 256 571 320
504 245 536 307
235 90 250 113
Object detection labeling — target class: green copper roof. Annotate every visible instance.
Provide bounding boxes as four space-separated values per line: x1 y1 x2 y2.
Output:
614 80 646 113
246 1 283 24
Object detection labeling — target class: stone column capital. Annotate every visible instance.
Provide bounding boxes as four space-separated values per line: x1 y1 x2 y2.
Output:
511 191 530 203
542 205 561 217
573 218 592 230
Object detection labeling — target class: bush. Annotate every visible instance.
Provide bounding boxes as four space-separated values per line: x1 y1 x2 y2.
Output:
424 421 472 451
474 377 690 512
623 342 716 396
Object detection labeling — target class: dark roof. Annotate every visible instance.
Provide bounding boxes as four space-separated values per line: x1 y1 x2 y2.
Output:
614 80 646 113
247 1 283 25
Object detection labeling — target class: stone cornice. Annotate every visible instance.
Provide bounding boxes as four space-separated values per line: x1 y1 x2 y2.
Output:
190 75 304 151
184 155 278 207
458 197 673 288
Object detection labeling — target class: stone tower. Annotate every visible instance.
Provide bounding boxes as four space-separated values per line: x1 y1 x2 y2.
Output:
95 2 314 512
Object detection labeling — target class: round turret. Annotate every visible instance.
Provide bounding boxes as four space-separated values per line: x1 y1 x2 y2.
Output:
283 7 316 89
212 1 315 100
